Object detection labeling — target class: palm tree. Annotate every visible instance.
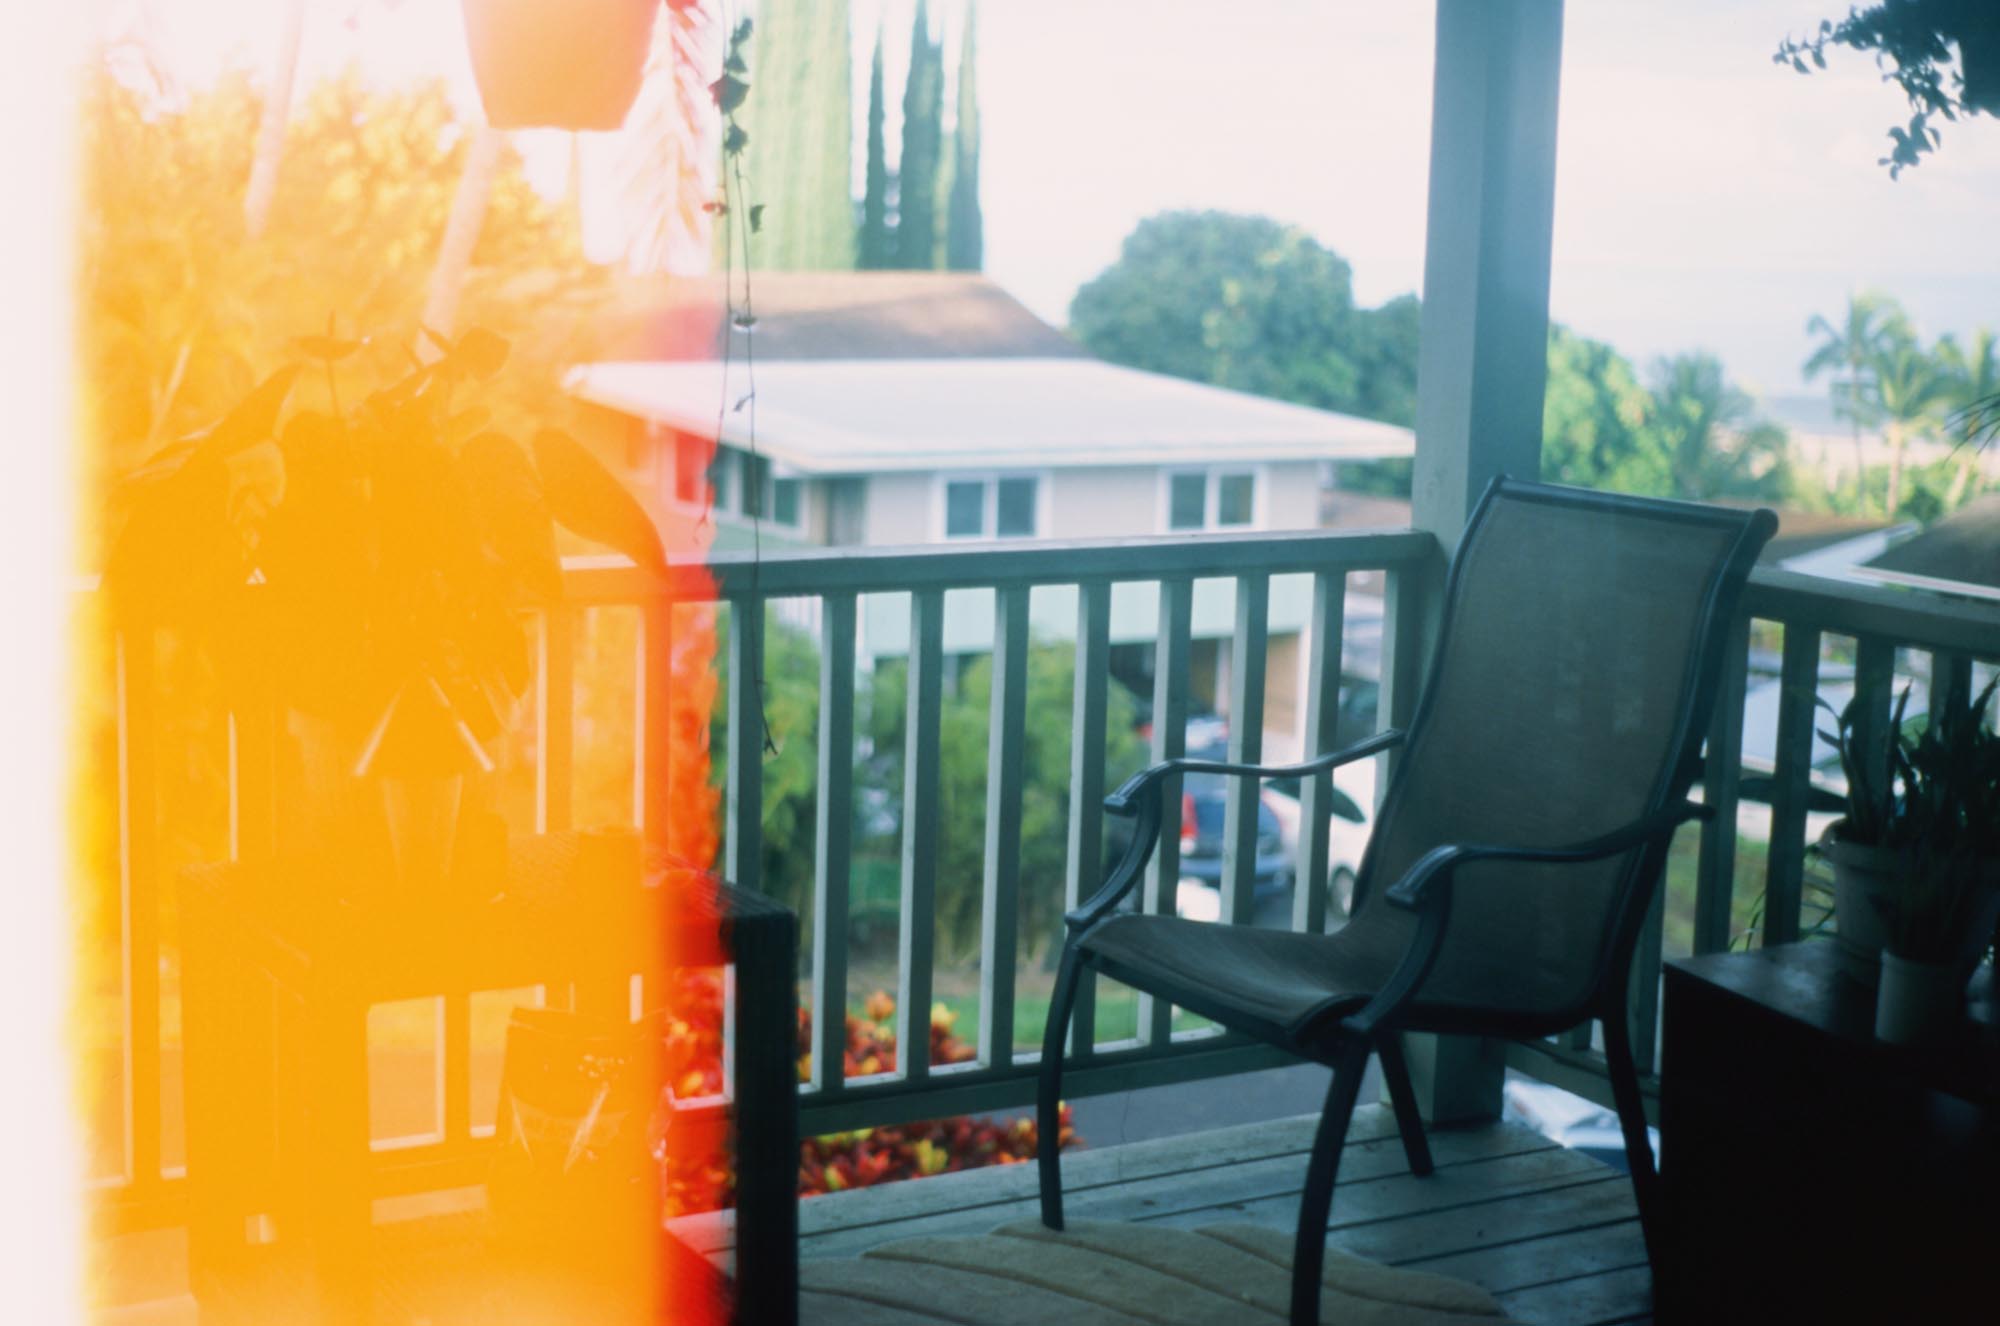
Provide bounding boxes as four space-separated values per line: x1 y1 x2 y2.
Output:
1803 292 1898 505
1868 326 1947 519
1931 328 1998 508
1645 352 1790 503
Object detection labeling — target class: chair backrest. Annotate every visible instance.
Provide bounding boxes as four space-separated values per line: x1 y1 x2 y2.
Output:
1353 479 1775 1025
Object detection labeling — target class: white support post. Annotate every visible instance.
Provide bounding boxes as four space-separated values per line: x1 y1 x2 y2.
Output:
1412 0 1565 551
1403 0 1566 1124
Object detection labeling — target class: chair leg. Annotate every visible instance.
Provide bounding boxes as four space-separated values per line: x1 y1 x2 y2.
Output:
1376 1033 1433 1177
1601 1007 1664 1277
1037 943 1086 1230
1290 1039 1370 1326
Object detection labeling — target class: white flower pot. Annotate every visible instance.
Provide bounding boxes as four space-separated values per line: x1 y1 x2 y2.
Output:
1818 829 1899 986
1874 952 1964 1045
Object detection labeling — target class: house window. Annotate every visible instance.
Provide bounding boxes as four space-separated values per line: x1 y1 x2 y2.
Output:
1165 468 1259 531
1168 473 1207 530
1216 472 1256 527
741 453 771 519
942 474 1041 540
945 481 986 537
995 476 1037 537
772 477 800 527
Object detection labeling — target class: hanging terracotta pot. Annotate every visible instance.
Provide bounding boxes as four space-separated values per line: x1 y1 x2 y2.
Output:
461 0 661 131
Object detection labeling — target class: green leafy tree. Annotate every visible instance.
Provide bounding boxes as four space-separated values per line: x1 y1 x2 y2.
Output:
858 24 891 269
1069 212 1370 413
864 641 1145 958
944 2 983 272
1540 325 1653 490
80 63 601 561
893 0 944 269
1349 294 1421 426
707 612 823 922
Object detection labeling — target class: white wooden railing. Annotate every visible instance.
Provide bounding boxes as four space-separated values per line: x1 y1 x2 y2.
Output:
88 526 2000 1227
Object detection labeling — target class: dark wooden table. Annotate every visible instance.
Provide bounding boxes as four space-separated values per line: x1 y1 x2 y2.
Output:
181 831 796 1325
1660 942 1999 1323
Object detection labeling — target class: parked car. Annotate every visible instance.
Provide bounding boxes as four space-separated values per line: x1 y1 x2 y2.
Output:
1172 731 1374 928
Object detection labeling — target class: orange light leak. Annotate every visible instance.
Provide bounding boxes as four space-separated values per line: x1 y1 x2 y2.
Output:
73 1 739 1320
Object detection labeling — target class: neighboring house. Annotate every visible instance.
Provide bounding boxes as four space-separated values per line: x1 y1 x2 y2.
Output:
1859 492 2000 603
568 273 1415 759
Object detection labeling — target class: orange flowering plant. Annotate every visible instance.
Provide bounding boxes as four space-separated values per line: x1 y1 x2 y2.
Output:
660 972 1078 1213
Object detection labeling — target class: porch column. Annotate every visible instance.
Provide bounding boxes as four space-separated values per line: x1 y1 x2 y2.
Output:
1411 0 1564 548
1401 0 1565 1124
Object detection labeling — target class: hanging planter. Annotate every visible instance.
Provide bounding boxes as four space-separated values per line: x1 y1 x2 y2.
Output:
461 0 661 131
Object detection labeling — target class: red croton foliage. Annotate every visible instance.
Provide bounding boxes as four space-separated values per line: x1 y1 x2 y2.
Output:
660 971 1078 1213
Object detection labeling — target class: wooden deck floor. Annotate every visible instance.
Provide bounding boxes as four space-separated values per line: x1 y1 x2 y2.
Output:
777 1104 1651 1325
96 1105 1648 1324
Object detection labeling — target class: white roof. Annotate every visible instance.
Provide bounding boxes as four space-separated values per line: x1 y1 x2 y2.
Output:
564 357 1414 475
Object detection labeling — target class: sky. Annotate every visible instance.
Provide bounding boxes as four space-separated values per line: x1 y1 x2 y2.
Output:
109 0 2000 398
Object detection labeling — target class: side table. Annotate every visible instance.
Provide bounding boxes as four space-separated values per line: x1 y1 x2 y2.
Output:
181 833 797 1325
1660 942 1999 1323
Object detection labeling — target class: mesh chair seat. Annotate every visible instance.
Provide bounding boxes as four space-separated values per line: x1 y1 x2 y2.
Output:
1082 899 1592 1049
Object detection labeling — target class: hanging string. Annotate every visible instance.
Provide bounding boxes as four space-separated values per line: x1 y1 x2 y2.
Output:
711 12 778 757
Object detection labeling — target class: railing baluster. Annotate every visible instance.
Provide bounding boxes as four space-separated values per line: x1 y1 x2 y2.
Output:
539 605 577 835
1065 582 1111 1058
117 628 162 1186
1221 573 1269 926
1141 579 1192 1048
443 995 470 1140
1294 572 1346 934
979 587 1030 1068
1932 649 1973 720
1763 625 1822 946
897 590 944 1081
726 597 764 893
812 593 857 1094
1849 637 1897 804
1694 615 1751 955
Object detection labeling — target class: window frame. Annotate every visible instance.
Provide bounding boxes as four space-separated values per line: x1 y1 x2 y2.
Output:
933 470 1051 541
1157 465 1267 533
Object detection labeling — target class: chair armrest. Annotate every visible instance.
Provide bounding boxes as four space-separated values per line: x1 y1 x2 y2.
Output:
1104 729 1405 815
1068 729 1407 931
1381 799 1710 912
1340 799 1708 1038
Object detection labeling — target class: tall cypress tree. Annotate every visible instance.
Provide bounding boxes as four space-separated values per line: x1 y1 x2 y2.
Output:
742 0 853 269
893 0 943 270
858 23 890 269
945 1 982 271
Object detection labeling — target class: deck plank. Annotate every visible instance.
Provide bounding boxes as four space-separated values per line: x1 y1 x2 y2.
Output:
797 1114 1553 1261
1333 1172 1634 1265
1495 1264 1654 1326
1402 1219 1648 1296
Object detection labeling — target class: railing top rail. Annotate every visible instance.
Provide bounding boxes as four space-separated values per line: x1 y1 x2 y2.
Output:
558 526 1437 604
1744 567 2000 659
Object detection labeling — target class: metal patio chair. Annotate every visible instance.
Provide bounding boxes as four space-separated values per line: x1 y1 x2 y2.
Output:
1037 478 1775 1326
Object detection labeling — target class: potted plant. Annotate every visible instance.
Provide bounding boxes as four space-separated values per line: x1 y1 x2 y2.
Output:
460 0 670 131
104 326 671 896
1818 679 2000 1033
